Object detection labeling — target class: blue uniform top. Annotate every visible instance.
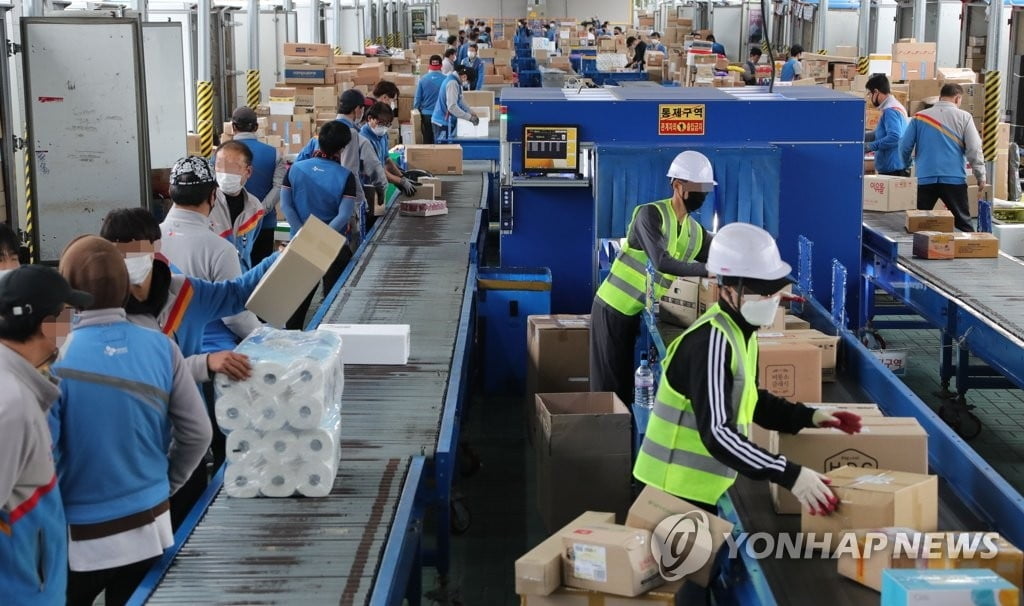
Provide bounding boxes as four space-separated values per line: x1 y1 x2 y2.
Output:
359 124 390 171
459 56 486 90
233 135 279 231
711 42 725 55
432 73 472 128
414 70 446 116
867 96 909 173
280 157 359 236
780 57 800 82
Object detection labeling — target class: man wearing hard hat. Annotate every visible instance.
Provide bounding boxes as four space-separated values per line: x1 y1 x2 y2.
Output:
633 222 862 515
591 151 716 410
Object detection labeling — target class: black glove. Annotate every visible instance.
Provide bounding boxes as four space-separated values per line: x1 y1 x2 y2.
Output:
399 178 418 197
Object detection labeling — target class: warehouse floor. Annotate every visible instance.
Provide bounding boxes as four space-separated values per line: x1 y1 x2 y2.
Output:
420 317 1024 605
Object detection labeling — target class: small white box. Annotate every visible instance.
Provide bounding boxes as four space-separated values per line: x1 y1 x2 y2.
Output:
456 106 492 138
399 123 415 145
993 222 1024 256
319 324 410 365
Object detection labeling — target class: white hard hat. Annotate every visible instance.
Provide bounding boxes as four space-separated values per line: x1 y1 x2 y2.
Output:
666 151 716 187
707 222 791 285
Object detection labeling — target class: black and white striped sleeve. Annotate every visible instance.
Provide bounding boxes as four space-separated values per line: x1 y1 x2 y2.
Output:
666 324 802 489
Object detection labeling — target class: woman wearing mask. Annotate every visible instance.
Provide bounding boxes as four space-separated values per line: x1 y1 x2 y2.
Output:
590 151 717 412
459 44 485 91
359 103 416 231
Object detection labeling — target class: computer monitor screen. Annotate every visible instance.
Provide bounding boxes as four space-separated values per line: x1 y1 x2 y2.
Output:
523 125 579 173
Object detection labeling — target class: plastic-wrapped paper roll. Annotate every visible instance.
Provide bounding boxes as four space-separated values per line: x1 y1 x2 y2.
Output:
250 394 286 432
285 398 326 430
224 462 262 498
296 460 336 497
260 463 297 497
296 427 339 462
225 429 263 464
261 429 299 463
214 372 245 396
282 363 324 398
251 362 290 396
215 391 254 433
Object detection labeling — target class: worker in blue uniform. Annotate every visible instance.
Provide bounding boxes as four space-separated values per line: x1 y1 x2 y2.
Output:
0 265 90 605
864 74 909 177
780 44 803 81
546 22 558 42
459 44 486 91
431 65 479 144
53 235 211 606
360 102 416 231
280 121 361 330
414 55 446 144
457 31 479 64
590 151 716 409
228 107 284 267
648 32 666 54
900 83 987 232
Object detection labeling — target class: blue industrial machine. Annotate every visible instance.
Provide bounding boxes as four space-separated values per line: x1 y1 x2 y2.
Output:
497 85 865 316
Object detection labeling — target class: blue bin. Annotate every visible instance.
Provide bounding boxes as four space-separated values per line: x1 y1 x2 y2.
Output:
477 267 552 395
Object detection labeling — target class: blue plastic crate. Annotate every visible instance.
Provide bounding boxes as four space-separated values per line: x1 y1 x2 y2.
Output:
477 267 552 395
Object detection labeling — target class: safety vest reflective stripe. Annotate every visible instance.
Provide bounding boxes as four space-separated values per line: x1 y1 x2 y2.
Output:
633 304 759 504
640 438 735 479
596 200 702 316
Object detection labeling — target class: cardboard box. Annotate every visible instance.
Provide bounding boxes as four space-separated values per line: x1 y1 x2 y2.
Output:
285 68 327 85
801 467 938 549
516 511 616 596
770 417 928 514
417 176 442 198
246 216 345 327
536 393 632 532
317 324 410 365
838 529 1024 592
881 569 1018 605
399 199 447 217
285 55 330 67
404 144 463 175
462 90 495 110
963 83 986 118
905 209 954 233
312 86 336 109
757 340 822 402
484 74 505 85
756 329 840 382
283 42 332 57
526 315 591 434
520 581 687 605
864 176 918 212
953 233 999 258
785 315 811 330
936 67 977 84
913 231 955 260
397 96 413 122
891 42 936 81
625 486 733 587
560 523 662 596
658 277 700 328
866 107 881 130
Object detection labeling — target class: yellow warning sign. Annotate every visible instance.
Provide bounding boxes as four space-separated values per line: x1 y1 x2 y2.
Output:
658 104 706 136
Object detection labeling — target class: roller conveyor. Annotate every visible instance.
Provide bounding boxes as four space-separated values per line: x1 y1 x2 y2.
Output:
141 164 488 605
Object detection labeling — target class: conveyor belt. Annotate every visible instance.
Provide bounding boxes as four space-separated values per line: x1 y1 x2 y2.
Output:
653 320 986 605
146 164 486 605
863 211 1024 344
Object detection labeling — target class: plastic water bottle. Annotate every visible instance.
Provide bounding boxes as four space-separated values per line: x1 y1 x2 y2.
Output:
634 356 655 411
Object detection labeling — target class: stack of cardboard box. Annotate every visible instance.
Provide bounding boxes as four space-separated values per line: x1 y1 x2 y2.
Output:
283 43 331 87
890 41 936 81
965 35 987 72
863 175 917 212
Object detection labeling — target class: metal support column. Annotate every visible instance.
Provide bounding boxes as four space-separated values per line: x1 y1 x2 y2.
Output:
246 0 260 108
197 0 214 156
137 0 149 22
816 0 830 53
310 0 321 42
912 0 926 43
333 0 342 53
23 0 43 17
0 8 20 228
857 0 870 55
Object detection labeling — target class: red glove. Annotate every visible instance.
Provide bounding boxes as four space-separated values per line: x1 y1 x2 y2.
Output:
817 410 863 435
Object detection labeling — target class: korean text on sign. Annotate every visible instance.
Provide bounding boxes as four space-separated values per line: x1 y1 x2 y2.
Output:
659 104 706 136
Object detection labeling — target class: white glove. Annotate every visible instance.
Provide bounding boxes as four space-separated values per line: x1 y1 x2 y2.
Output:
791 466 837 516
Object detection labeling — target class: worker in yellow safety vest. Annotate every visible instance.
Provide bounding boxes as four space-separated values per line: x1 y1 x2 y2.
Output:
591 151 716 409
633 222 864 515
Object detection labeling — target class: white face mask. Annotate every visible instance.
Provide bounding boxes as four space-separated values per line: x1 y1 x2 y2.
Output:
390 101 397 110
468 52 477 59
124 254 154 286
216 172 244 196
372 125 389 137
740 294 781 327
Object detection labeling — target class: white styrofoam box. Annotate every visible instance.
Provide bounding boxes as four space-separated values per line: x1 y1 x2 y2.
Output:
868 54 892 78
596 53 628 72
456 106 492 138
318 324 410 365
269 101 296 116
532 37 554 51
993 222 1024 256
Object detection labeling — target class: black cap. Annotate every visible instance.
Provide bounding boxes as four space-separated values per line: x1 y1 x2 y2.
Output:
339 89 365 114
0 265 93 323
170 156 217 186
455 64 471 77
231 106 258 126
